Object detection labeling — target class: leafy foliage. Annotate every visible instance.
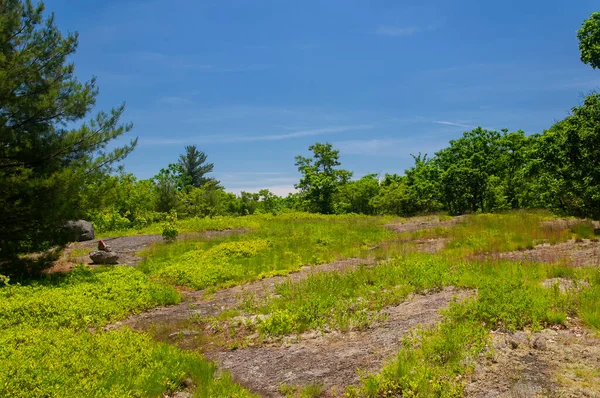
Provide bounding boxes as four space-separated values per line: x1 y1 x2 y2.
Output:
0 0 136 263
0 327 254 398
578 12 600 69
532 94 600 219
295 143 353 214
0 265 179 329
161 210 179 243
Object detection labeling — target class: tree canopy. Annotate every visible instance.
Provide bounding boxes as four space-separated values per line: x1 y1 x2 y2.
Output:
178 145 215 188
295 143 352 214
0 0 136 263
578 12 600 69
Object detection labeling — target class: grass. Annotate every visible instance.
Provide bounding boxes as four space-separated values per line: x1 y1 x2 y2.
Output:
407 210 595 255
0 265 255 397
0 327 254 398
232 254 583 339
97 214 262 238
279 383 324 398
196 211 600 396
3 210 600 396
138 213 402 290
0 265 180 329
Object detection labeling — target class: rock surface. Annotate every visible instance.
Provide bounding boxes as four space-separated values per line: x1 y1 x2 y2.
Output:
89 250 119 265
63 220 95 242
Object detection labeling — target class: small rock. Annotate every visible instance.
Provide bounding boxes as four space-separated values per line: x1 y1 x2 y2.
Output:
89 251 119 265
181 377 194 388
170 393 193 398
506 332 528 349
532 336 546 350
98 239 111 252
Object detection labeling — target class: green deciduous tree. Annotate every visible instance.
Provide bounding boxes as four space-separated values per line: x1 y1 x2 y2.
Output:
531 94 600 219
0 0 136 264
431 128 534 215
295 143 352 214
153 164 187 213
578 12 600 69
177 145 215 188
334 174 381 214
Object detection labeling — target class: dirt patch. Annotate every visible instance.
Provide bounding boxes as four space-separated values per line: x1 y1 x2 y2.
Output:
465 324 600 397
384 215 464 234
496 239 600 267
414 238 448 253
48 228 248 273
540 219 600 232
542 278 589 293
107 257 377 331
209 288 471 397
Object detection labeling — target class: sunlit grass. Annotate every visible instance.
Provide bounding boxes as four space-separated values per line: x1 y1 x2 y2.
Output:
4 210 600 396
0 265 253 397
138 213 404 290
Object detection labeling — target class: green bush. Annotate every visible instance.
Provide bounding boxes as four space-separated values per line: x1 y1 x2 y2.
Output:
0 327 254 398
162 211 180 243
0 265 179 329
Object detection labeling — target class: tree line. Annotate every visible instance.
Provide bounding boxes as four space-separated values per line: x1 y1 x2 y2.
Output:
1 0 600 268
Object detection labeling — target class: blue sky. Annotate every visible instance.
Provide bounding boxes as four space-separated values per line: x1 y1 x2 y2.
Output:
46 0 599 195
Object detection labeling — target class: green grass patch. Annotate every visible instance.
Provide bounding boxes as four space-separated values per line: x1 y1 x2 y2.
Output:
237 253 579 338
97 215 260 238
139 213 400 290
245 264 413 336
0 265 254 397
0 265 180 329
0 327 254 398
4 211 600 396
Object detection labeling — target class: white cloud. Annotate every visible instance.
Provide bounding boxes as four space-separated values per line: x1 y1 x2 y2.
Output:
140 125 373 146
433 120 474 128
336 139 408 156
214 171 286 177
228 185 297 197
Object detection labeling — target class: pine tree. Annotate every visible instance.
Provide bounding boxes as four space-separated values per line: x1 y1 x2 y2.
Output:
178 145 215 188
0 0 136 267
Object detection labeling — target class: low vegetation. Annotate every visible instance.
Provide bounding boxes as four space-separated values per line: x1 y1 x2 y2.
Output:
2 1 600 396
0 264 254 397
1 211 600 396
138 213 401 290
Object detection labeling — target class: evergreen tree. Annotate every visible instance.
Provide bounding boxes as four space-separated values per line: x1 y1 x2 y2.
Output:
178 145 215 188
0 0 136 266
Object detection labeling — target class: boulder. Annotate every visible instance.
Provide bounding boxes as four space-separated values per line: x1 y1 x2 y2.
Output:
89 250 119 265
64 220 95 242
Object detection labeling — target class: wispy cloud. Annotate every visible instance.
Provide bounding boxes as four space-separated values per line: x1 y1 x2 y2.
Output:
214 171 286 177
432 120 474 128
376 25 429 37
336 139 409 156
336 137 452 158
229 185 297 196
158 96 195 106
247 125 372 142
413 115 488 131
141 125 373 146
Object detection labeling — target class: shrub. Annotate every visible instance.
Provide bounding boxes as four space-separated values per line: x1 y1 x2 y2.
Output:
162 211 179 243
